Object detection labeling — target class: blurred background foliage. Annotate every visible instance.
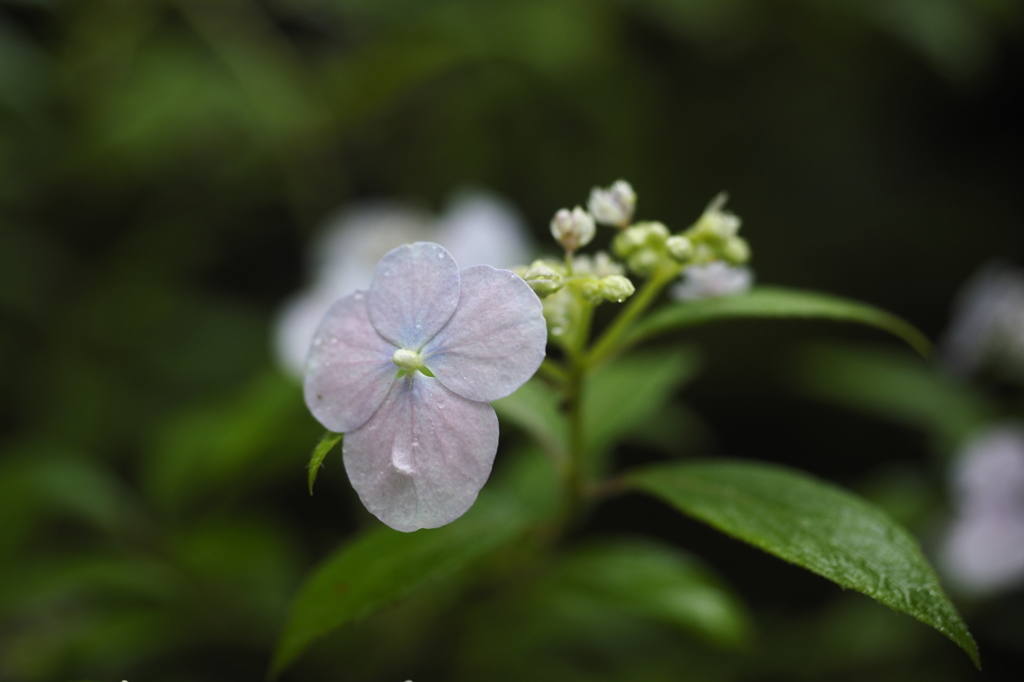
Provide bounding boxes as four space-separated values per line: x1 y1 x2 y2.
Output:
1 0 1023 680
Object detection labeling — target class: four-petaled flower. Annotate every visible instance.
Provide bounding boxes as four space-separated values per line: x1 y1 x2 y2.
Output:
305 242 547 532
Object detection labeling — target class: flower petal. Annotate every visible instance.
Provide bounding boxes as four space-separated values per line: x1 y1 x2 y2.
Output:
367 242 461 350
424 265 547 402
304 292 398 433
343 373 499 532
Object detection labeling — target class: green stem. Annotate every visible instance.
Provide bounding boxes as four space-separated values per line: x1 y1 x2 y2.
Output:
536 358 570 385
587 264 680 367
563 361 586 522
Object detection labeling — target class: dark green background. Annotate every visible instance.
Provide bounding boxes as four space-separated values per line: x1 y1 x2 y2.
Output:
2 1 1022 680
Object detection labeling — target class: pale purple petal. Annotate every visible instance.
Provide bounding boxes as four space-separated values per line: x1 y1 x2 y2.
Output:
941 511 1024 595
424 265 547 402
304 292 398 433
343 373 499 532
368 242 461 350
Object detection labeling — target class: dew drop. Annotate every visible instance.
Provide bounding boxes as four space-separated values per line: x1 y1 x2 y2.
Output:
437 401 446 410
411 439 420 448
437 252 445 258
313 338 322 346
353 292 364 300
329 336 339 344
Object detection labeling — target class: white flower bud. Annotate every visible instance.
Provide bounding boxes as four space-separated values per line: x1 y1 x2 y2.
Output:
599 275 635 303
550 207 595 253
627 250 660 277
588 180 636 228
694 192 741 240
637 221 669 245
666 235 694 262
613 226 647 258
722 236 750 264
591 251 625 277
523 261 564 297
579 278 603 304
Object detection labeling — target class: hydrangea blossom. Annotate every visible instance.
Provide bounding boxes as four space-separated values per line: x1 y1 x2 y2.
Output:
305 242 547 532
939 262 1024 381
275 191 531 377
940 424 1024 595
671 262 753 301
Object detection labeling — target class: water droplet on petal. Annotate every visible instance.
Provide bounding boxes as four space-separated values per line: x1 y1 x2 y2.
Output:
353 292 363 300
437 401 446 410
313 337 322 346
329 336 339 344
411 439 419 447
437 252 445 258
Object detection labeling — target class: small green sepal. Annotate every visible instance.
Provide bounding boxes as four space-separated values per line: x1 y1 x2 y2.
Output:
308 431 343 495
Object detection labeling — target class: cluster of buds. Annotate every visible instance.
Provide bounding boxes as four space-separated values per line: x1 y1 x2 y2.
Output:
520 252 635 304
519 251 634 341
517 180 753 342
685 193 750 266
611 192 750 279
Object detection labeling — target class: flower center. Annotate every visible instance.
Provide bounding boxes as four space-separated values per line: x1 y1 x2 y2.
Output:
392 348 425 372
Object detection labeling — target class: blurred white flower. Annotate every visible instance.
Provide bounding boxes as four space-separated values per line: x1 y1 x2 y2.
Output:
671 262 753 301
587 179 636 228
275 190 531 378
939 262 1024 380
941 424 1024 595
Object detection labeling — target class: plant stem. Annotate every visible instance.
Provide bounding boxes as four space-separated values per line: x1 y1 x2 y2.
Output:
587 264 680 367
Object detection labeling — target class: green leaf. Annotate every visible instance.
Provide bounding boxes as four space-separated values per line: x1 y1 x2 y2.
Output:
625 287 931 357
583 347 701 467
793 343 995 453
628 460 980 668
308 431 342 495
550 538 752 649
144 371 311 513
270 449 552 676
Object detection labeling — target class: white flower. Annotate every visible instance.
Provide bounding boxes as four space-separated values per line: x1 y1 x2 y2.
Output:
939 262 1024 380
274 191 531 378
671 262 753 301
940 424 1024 595
305 243 547 532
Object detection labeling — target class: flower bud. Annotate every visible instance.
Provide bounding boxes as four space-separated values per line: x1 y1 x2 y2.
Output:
523 261 564 297
722 236 751 264
666 235 694 263
588 180 636 228
613 226 647 258
627 250 660 278
578 278 603 304
550 207 595 253
636 221 669 246
591 251 625 277
692 192 741 241
599 275 635 303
